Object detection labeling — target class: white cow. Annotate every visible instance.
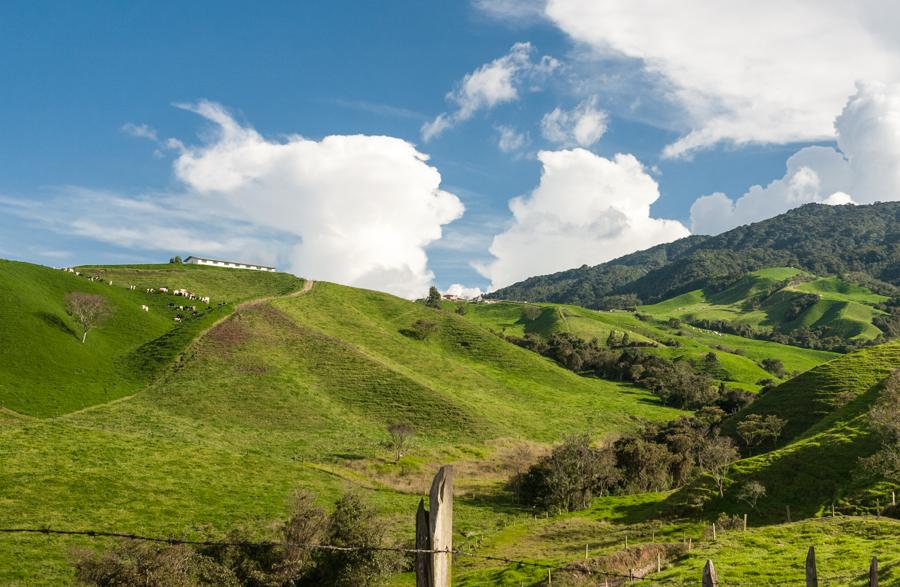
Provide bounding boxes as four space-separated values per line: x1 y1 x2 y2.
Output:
140 305 149 312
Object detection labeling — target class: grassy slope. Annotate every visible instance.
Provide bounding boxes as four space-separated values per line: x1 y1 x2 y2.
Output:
76 263 304 303
640 267 888 341
0 279 683 584
0 260 303 417
457 298 835 391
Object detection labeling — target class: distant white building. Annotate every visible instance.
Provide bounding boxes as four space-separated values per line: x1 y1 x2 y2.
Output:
184 256 277 272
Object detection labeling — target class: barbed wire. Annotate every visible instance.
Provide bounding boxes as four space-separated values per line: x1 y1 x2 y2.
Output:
3 527 895 586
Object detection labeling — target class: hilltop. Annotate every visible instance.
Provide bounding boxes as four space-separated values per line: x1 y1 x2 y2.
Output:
488 202 900 310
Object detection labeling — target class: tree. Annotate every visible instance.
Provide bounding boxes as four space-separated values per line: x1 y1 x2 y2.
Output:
169 255 183 264
65 292 114 343
698 436 739 497
384 423 413 463
312 494 402 586
425 286 442 308
760 358 786 378
515 434 621 512
606 330 618 347
736 414 786 455
736 480 766 510
521 304 542 321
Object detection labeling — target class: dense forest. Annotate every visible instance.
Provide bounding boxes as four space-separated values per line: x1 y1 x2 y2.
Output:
488 202 900 308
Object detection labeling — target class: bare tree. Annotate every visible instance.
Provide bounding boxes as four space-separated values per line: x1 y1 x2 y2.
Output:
736 480 767 510
385 423 413 463
65 292 113 343
699 435 739 497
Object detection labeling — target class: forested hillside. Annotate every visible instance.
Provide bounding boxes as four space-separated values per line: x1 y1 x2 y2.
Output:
489 202 900 309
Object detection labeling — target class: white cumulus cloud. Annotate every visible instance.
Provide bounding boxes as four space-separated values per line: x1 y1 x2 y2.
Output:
3 101 464 299
477 148 689 290
541 96 608 147
518 0 900 157
443 283 483 299
422 42 560 141
496 125 529 152
690 81 900 234
171 101 464 298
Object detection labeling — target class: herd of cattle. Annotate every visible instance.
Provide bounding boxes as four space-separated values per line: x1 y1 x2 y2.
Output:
62 267 213 322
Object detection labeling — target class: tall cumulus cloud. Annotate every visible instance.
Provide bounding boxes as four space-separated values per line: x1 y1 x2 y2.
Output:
476 148 689 290
690 82 900 234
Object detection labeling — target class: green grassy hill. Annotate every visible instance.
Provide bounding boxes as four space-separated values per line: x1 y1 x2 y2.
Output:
455 296 836 391
0 264 685 584
640 267 889 342
0 260 303 417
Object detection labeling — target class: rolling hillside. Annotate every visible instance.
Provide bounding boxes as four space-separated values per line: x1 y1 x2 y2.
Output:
0 262 684 584
0 259 303 417
640 267 889 342
453 295 836 391
488 202 900 309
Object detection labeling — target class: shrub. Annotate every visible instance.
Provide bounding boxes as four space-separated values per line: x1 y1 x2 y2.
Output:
400 319 438 340
513 434 620 512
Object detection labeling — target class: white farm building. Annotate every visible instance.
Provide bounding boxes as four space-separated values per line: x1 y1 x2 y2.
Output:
184 256 277 272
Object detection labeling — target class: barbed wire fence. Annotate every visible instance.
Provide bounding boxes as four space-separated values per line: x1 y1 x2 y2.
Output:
2 467 897 586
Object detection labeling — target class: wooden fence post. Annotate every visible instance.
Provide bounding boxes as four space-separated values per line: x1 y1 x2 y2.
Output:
870 556 878 587
702 559 718 587
415 499 431 587
429 466 453 587
415 466 453 587
806 546 818 587
786 505 792 522
743 513 747 531
712 522 717 540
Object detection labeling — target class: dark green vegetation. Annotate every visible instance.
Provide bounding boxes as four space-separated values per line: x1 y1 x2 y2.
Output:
2 256 898 585
489 202 900 311
454 297 836 393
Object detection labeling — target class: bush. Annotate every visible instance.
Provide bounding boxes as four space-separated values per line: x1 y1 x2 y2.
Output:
74 490 401 587
400 319 438 340
513 434 620 512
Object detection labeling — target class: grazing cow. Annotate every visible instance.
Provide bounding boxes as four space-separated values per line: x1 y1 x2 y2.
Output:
174 316 182 322
159 287 169 293
140 305 149 312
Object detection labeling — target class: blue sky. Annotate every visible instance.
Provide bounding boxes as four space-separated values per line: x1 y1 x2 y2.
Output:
2 1 898 297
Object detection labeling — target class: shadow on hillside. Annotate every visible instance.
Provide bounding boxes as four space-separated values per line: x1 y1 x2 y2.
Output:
34 311 76 338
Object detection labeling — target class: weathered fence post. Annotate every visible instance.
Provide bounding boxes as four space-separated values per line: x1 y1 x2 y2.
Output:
786 505 792 522
892 491 896 507
806 546 818 587
430 465 453 587
743 513 748 531
415 499 431 587
702 559 718 587
712 522 717 540
657 551 662 573
870 556 878 587
415 466 453 587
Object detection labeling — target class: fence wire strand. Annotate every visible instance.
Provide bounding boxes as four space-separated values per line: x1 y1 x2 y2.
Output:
2 527 896 586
